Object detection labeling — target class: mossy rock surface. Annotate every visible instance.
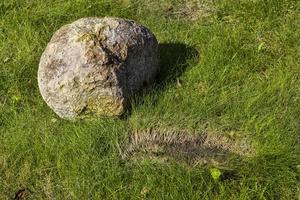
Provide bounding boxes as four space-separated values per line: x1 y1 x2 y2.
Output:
38 17 158 120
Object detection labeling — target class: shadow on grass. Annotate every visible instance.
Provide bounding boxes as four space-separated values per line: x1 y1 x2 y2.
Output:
122 42 199 118
155 42 199 86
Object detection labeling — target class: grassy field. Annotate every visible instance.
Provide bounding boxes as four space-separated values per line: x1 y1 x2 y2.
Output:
1 0 300 199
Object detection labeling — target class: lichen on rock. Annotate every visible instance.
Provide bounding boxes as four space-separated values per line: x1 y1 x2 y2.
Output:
38 17 158 120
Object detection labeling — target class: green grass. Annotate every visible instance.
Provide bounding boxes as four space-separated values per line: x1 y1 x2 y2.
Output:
1 0 300 199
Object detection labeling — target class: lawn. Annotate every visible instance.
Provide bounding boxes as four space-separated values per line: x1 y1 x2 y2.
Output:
0 0 299 199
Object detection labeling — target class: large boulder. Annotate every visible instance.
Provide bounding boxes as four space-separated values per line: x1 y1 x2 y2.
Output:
38 17 158 119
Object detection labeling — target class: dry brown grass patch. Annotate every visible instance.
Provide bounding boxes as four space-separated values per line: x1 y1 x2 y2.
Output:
120 128 256 166
134 0 216 21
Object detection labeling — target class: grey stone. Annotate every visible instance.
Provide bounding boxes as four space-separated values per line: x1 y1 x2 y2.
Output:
38 17 158 119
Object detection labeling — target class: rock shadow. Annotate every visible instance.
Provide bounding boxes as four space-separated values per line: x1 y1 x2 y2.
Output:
123 42 199 117
155 42 199 87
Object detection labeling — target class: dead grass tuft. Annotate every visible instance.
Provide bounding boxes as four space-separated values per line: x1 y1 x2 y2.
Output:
42 174 54 199
134 0 216 21
169 0 216 21
120 128 256 166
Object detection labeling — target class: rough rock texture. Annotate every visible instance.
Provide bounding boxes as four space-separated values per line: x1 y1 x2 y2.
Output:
38 17 158 119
